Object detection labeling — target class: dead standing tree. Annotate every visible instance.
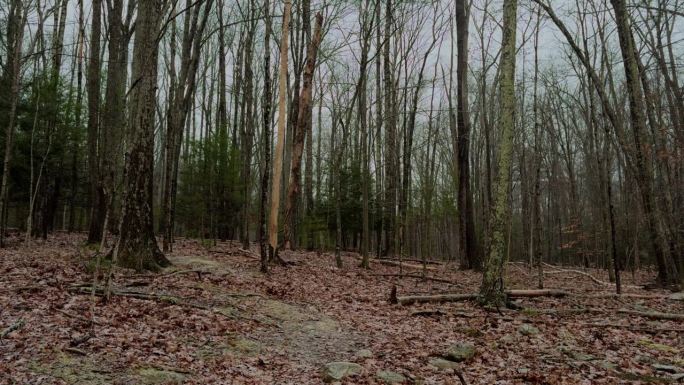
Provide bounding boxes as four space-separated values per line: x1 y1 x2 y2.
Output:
282 12 325 251
268 0 292 261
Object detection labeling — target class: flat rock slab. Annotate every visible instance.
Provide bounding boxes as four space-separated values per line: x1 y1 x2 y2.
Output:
321 362 363 382
429 357 461 370
376 370 406 384
445 343 476 362
519 323 540 336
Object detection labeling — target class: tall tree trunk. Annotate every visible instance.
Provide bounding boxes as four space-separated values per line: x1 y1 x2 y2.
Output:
610 0 673 285
357 0 373 268
259 0 273 272
0 1 26 247
113 0 170 271
268 0 292 260
241 6 257 250
87 0 104 243
216 0 230 240
456 0 479 270
480 0 517 307
374 0 383 258
384 0 397 257
282 13 324 250
161 0 213 252
69 0 86 232
531 4 543 289
100 0 126 244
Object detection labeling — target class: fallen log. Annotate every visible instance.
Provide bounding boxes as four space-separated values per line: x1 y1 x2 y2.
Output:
370 258 438 271
395 293 479 305
579 293 668 300
507 289 569 298
580 322 684 334
616 308 684 321
352 254 439 271
370 273 457 285
394 289 569 306
523 307 605 316
410 309 447 317
378 257 445 265
542 263 641 289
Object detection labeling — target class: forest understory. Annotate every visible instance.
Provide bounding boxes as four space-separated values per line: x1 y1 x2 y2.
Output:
1 233 683 385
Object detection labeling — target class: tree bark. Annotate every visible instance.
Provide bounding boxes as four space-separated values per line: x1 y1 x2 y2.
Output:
87 0 104 244
100 0 126 244
456 0 479 270
0 1 26 247
480 0 517 307
240 3 257 250
113 0 170 271
268 0 293 260
610 0 673 285
282 13 324 250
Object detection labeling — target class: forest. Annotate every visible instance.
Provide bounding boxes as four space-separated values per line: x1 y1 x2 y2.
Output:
1 0 683 383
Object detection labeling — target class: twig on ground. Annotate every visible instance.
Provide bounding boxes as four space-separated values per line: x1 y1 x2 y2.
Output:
394 289 569 305
455 370 468 385
0 319 25 339
56 308 102 325
63 347 87 356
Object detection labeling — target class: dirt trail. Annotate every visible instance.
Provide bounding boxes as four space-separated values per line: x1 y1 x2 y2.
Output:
2 235 683 384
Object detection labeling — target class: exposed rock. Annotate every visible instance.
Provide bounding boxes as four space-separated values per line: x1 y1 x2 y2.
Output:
445 343 476 362
653 364 680 374
560 347 595 362
376 370 406 384
355 349 373 359
321 362 362 382
598 360 618 370
518 323 540 336
500 334 516 345
638 338 679 353
669 292 684 301
428 357 460 370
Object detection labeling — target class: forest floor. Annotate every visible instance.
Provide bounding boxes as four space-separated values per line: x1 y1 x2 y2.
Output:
1 234 683 385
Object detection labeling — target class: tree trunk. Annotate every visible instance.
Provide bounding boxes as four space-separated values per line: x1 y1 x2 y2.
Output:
456 0 479 270
87 0 104 244
384 0 397 257
100 0 126 244
480 0 517 307
259 0 273 272
240 5 257 250
268 0 292 260
0 1 26 247
610 0 673 285
113 0 170 271
282 13 324 250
